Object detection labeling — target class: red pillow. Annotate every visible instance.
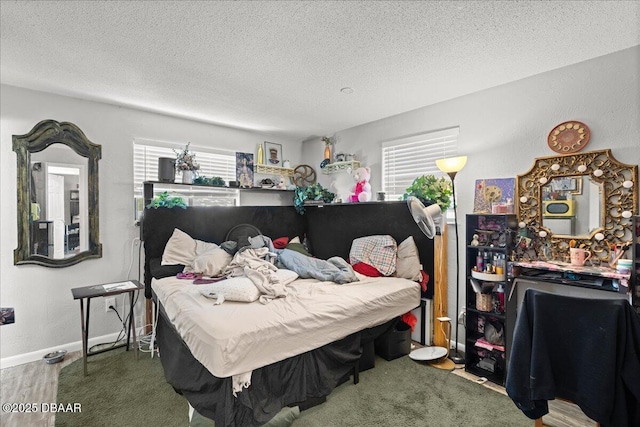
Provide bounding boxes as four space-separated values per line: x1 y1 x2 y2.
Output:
272 237 290 249
352 262 382 277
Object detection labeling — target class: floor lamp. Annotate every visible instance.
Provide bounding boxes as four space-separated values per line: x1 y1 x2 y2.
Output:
436 155 467 365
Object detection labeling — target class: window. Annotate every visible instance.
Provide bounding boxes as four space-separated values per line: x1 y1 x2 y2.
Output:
133 139 239 218
381 127 459 219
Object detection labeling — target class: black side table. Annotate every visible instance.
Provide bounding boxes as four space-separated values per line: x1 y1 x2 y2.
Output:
71 280 143 375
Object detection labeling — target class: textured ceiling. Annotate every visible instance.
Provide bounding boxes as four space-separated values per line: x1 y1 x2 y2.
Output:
1 1 639 140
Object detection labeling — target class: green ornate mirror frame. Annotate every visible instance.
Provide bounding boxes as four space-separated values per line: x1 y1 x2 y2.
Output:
516 149 638 262
13 120 102 267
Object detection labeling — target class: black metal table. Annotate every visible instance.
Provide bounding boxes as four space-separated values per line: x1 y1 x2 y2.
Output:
71 280 143 375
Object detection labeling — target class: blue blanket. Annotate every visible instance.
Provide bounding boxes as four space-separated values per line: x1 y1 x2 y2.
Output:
277 249 358 284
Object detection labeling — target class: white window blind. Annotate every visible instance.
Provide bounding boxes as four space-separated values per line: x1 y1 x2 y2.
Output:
381 127 459 202
133 139 238 216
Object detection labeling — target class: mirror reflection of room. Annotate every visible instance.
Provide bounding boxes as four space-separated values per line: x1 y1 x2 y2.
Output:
541 176 602 236
30 145 88 259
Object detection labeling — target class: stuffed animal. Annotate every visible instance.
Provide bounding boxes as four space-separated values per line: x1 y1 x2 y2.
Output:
275 175 287 190
350 167 372 202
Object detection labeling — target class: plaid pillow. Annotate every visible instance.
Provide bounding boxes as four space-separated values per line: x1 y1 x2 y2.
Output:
349 235 397 276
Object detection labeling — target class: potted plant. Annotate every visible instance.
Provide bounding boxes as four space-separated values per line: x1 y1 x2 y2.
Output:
293 183 335 214
402 175 452 210
174 142 200 183
146 192 187 209
193 176 226 186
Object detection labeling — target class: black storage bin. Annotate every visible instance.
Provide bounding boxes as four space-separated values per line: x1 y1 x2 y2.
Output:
359 339 376 371
374 321 411 361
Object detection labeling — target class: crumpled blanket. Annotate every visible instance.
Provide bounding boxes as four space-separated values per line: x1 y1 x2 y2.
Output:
277 249 358 284
223 247 287 304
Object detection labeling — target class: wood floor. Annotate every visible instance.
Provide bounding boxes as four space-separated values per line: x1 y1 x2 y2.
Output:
0 351 81 427
1 352 594 427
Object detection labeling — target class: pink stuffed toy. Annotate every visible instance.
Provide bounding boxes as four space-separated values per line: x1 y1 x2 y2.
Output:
350 167 372 202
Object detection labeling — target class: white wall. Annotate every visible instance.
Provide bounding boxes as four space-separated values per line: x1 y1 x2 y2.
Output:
0 85 301 364
303 46 640 347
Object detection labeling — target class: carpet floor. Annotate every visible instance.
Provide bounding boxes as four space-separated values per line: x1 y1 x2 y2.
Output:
56 348 532 426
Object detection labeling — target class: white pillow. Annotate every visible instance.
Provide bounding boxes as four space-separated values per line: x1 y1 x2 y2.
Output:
194 239 220 255
188 248 233 277
198 269 299 303
161 228 196 265
395 236 422 281
200 277 260 302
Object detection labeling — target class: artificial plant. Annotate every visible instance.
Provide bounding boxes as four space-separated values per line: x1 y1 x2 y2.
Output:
293 183 335 215
402 175 452 210
146 191 188 209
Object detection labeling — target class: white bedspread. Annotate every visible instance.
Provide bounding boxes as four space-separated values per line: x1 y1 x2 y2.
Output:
152 272 420 378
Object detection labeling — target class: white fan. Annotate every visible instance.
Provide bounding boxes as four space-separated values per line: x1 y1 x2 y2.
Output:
406 196 455 370
406 196 442 239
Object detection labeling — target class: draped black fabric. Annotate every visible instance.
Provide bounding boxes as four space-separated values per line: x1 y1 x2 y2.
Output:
156 304 391 427
506 289 640 427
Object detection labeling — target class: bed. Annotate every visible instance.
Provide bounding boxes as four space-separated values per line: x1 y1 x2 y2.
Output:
142 202 435 426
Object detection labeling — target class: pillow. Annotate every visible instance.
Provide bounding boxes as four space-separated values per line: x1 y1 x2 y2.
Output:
188 248 233 277
162 228 196 266
198 269 299 303
285 242 312 257
290 236 301 244
199 277 260 302
349 235 397 276
395 236 422 281
194 239 220 255
272 237 290 249
149 258 185 279
352 262 382 277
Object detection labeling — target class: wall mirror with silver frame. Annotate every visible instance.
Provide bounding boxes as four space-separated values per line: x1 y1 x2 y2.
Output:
516 149 638 263
13 120 102 267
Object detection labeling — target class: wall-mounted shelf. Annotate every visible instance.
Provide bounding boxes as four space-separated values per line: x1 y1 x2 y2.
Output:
255 164 294 177
322 160 360 175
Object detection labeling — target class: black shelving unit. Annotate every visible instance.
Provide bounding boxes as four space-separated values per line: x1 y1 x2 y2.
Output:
632 215 640 314
464 214 517 385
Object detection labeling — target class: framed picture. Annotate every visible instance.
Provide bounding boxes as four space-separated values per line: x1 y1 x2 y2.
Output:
235 152 254 188
550 177 582 194
473 178 516 214
264 142 283 166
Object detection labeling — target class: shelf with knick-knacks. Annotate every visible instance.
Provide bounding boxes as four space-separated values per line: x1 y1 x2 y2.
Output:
322 160 360 175
255 164 294 177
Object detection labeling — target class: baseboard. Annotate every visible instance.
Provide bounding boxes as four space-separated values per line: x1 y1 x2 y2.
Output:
0 332 122 369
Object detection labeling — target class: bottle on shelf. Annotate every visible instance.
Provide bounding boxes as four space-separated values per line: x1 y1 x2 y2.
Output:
257 144 264 165
495 283 505 314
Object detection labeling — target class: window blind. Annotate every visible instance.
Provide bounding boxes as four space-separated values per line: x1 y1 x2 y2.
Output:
381 127 459 201
381 128 459 221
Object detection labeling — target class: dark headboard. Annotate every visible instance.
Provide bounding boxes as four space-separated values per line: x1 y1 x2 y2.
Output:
142 206 306 298
305 201 435 298
142 201 435 299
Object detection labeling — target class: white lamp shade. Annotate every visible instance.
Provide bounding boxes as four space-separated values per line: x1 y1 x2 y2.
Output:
436 156 467 173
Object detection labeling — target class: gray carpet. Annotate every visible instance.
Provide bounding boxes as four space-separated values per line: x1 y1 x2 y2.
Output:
56 348 531 426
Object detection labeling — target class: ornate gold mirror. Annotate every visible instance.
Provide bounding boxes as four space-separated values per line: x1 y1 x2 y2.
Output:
13 120 102 267
516 149 638 262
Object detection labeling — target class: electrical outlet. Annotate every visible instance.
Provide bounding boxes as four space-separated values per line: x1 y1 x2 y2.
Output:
105 297 116 312
135 315 144 328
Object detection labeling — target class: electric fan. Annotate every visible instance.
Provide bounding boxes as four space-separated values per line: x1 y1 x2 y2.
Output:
406 197 455 370
406 196 442 239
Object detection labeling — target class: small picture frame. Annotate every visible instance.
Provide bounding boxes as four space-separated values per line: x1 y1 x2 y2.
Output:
264 142 283 166
551 177 582 194
235 152 254 188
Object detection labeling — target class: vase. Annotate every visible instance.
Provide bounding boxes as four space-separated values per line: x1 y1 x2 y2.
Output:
182 171 195 184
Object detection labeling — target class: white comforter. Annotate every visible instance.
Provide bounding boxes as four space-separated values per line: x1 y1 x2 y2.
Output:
152 272 420 378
